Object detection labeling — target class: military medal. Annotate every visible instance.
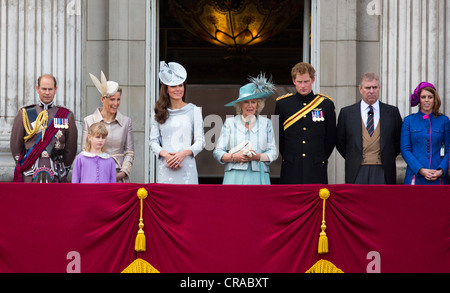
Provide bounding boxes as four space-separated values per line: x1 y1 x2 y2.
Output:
320 110 325 121
54 118 69 129
312 110 318 122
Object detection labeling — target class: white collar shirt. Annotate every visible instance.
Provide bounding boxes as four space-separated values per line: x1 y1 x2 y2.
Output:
361 100 380 129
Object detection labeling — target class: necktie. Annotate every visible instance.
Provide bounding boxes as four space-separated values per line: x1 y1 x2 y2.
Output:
367 105 374 137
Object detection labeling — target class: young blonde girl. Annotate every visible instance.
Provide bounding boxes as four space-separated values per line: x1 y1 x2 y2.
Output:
72 122 116 183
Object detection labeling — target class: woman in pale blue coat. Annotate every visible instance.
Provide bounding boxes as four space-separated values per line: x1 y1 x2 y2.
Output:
213 74 278 184
400 82 450 185
150 62 205 184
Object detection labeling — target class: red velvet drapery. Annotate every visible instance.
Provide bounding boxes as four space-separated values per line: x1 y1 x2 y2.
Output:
0 183 449 273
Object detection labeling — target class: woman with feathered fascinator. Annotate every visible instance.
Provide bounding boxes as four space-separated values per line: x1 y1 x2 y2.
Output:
213 73 279 185
81 71 135 183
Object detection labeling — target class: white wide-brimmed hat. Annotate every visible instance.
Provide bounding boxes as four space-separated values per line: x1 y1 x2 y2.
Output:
89 71 119 98
159 61 187 86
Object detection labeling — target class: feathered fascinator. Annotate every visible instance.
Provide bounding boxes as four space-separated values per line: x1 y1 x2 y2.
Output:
225 73 275 107
89 71 119 98
248 73 276 95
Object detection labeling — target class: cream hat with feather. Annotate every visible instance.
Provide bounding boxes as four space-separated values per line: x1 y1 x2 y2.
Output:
89 71 119 98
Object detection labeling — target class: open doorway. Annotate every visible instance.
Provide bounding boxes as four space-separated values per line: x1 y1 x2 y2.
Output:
158 0 310 184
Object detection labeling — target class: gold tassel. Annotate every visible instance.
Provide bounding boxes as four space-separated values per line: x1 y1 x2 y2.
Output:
318 188 330 255
135 188 148 252
318 225 328 254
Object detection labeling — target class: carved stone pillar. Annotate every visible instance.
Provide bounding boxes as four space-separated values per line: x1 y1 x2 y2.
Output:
380 0 450 183
0 0 83 181
381 0 450 117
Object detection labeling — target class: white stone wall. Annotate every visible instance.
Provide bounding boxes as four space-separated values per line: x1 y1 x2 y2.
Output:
320 0 449 184
0 0 150 183
320 0 384 183
84 0 147 183
379 0 450 183
0 0 83 181
1 0 448 184
381 0 450 118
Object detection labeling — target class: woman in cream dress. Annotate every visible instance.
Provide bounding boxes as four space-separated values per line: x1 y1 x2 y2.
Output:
150 62 205 184
82 72 135 183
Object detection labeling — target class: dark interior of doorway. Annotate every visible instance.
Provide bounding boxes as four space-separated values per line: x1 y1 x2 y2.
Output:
159 1 306 184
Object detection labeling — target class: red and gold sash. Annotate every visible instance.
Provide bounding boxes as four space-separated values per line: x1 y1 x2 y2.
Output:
283 94 330 131
13 107 71 182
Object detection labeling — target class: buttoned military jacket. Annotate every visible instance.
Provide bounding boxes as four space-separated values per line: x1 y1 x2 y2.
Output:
274 91 337 184
10 103 78 181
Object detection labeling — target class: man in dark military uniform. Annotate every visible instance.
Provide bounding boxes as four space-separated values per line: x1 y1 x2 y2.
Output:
274 62 336 184
10 75 78 183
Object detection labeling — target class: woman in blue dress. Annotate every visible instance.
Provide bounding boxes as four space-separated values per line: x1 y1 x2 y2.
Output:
150 62 205 184
400 82 450 185
213 73 278 185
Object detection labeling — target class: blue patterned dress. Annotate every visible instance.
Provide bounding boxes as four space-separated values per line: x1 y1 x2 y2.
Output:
213 115 278 185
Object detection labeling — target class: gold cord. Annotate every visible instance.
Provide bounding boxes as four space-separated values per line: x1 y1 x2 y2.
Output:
22 108 49 142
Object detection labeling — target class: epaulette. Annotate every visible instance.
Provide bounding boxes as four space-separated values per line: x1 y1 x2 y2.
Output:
317 93 334 102
21 104 73 114
22 104 37 110
56 105 71 111
276 93 294 102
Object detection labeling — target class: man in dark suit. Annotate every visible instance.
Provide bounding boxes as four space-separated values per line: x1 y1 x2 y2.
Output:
275 62 336 184
336 72 403 184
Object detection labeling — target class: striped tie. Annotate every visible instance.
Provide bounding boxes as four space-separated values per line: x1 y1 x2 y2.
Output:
367 105 374 136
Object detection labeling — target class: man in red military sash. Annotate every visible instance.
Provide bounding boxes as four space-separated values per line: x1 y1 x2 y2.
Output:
10 75 78 183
